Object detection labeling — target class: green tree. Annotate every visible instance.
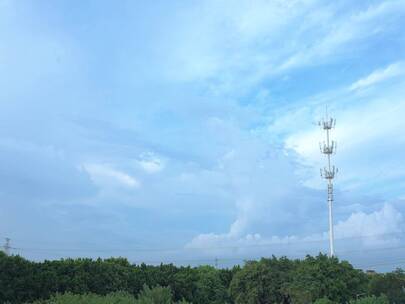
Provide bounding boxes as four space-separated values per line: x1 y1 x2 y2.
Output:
31 288 190 304
31 291 137 304
194 266 229 304
0 252 37 303
286 254 368 304
171 266 198 302
349 295 389 304
368 269 405 304
137 285 172 304
229 256 296 304
313 298 337 304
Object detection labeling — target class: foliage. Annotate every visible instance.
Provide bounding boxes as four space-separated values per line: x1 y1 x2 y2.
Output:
286 254 368 304
194 266 229 304
31 286 189 304
32 292 137 304
0 252 227 304
136 285 172 304
312 298 337 304
229 256 296 304
229 254 369 304
349 295 389 304
368 269 405 304
1 251 404 304
0 252 36 303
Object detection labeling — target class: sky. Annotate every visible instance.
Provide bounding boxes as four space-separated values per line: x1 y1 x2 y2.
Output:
1 0 405 271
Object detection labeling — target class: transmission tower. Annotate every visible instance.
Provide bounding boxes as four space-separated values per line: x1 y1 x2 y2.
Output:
3 237 11 255
319 111 338 257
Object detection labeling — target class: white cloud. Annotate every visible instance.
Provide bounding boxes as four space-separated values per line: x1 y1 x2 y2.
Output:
350 62 405 91
157 0 320 87
138 153 165 174
276 66 405 194
186 204 404 256
159 0 405 95
278 1 405 72
83 163 140 189
3 1 404 265
334 204 403 247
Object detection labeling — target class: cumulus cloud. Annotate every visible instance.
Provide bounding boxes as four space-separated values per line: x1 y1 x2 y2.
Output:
334 204 403 247
187 204 404 257
183 118 325 255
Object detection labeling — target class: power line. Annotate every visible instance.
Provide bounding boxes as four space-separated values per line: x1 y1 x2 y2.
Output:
129 246 405 268
7 237 405 270
10 231 405 254
130 253 405 269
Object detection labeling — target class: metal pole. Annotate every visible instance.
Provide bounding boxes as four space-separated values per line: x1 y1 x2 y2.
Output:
3 238 11 256
328 183 334 256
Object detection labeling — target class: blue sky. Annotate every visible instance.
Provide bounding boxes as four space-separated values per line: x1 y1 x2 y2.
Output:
1 0 405 270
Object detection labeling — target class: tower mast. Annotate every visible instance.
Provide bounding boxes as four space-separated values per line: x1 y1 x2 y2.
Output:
319 111 338 257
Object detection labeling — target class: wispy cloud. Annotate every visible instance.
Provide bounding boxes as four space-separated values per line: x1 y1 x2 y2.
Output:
278 1 405 72
157 0 405 97
350 62 405 91
276 61 405 196
1 1 405 267
83 163 140 189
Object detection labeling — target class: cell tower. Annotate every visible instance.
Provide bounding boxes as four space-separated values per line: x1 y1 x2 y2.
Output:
3 237 11 255
319 110 338 257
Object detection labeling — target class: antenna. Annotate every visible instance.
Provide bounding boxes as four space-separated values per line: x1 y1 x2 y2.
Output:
319 109 337 257
3 237 11 256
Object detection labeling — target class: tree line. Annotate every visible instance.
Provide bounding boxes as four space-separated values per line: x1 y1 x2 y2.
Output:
0 252 404 303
